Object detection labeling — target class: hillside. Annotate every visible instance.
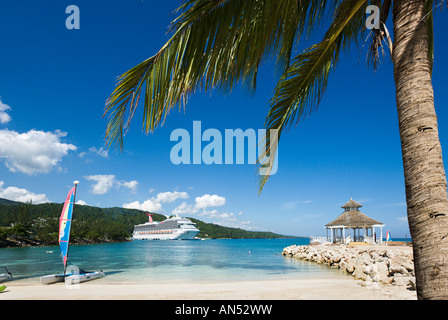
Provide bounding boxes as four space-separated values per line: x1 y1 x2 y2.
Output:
0 198 19 206
0 198 294 247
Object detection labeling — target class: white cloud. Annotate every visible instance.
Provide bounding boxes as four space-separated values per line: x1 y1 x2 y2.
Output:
76 200 88 206
123 191 188 213
85 174 138 194
172 201 196 215
88 147 109 158
124 191 251 228
198 209 234 221
171 194 253 229
194 194 226 209
197 208 254 229
172 194 226 215
85 174 115 194
0 180 49 204
0 98 11 124
153 191 189 203
79 147 109 160
118 180 138 193
0 129 77 174
0 100 76 174
123 199 162 212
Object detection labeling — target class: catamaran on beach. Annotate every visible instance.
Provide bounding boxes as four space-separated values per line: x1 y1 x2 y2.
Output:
0 266 13 283
40 181 105 285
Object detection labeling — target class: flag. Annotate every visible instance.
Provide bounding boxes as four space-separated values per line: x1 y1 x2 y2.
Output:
386 231 391 242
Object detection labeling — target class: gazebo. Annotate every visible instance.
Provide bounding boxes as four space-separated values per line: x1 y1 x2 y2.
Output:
325 199 385 245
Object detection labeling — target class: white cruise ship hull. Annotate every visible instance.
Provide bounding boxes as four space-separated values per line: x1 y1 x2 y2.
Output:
132 215 200 240
133 229 199 240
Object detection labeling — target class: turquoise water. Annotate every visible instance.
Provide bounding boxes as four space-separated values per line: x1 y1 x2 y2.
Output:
0 238 348 283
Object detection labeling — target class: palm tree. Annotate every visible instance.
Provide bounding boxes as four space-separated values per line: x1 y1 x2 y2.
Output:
104 0 448 299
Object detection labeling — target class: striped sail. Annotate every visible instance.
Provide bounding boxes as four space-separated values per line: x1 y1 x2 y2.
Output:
59 186 76 272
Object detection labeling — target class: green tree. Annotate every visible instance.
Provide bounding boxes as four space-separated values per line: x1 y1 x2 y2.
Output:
10 224 28 238
0 227 8 242
105 0 448 299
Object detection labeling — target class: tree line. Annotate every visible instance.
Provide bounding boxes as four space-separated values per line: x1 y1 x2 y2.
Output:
0 199 291 247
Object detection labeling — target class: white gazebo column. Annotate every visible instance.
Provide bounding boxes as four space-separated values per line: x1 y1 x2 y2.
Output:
372 224 385 245
342 227 345 244
380 227 383 245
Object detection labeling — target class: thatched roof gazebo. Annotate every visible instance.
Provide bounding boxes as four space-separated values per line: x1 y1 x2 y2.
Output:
325 199 385 244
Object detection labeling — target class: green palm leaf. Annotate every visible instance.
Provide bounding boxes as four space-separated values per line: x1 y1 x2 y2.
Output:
104 0 339 149
259 0 368 191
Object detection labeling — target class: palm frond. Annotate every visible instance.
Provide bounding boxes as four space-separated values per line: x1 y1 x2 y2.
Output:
367 0 435 72
367 0 392 70
104 0 340 149
258 0 368 191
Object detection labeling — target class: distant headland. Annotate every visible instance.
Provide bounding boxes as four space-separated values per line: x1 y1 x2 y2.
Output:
0 198 299 248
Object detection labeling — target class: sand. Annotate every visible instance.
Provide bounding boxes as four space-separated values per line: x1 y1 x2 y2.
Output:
0 276 416 300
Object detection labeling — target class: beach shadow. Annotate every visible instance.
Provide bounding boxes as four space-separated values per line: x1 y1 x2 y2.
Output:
102 270 123 276
7 275 39 281
6 270 124 282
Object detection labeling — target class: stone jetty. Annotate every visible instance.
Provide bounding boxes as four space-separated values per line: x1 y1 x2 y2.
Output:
282 243 415 290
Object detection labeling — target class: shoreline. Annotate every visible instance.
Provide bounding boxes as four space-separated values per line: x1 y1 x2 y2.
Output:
1 277 416 300
1 261 417 300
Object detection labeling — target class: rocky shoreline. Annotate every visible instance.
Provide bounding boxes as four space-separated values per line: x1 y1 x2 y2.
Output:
282 243 416 291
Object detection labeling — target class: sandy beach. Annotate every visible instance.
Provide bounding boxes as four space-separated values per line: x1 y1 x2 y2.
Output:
1 276 416 300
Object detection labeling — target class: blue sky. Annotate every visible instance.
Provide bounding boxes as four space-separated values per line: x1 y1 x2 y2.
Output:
1 0 447 238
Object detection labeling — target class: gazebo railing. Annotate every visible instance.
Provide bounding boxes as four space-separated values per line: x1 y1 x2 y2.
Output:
311 234 382 245
310 236 330 244
345 236 351 245
364 235 381 244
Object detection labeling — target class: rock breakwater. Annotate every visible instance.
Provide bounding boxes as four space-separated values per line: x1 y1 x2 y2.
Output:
283 244 415 290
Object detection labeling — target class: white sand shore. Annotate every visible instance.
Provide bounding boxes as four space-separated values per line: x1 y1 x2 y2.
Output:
1 277 416 300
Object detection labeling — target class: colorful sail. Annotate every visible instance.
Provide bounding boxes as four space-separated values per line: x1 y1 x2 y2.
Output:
59 185 77 272
386 231 391 242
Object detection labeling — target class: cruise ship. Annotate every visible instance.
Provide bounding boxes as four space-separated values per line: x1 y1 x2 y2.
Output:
132 213 200 240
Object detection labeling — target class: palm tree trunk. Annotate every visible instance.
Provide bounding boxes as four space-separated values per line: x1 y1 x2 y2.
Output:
393 0 448 299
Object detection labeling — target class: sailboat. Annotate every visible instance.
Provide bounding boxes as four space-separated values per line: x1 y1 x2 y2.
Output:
0 266 13 283
40 181 105 285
